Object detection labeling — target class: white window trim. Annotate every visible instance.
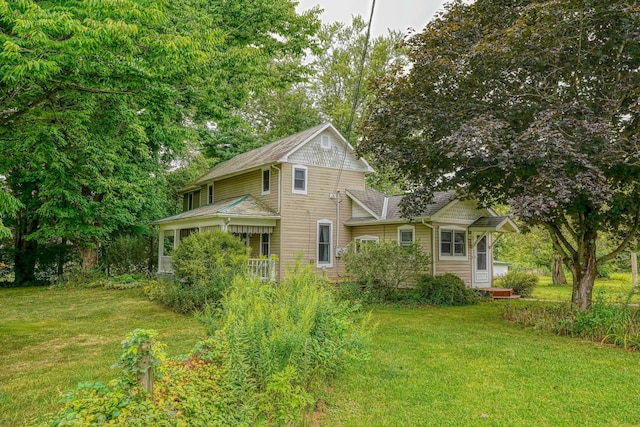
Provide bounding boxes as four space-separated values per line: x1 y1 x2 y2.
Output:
188 193 194 210
292 164 307 195
397 225 415 246
317 219 333 268
262 168 271 195
354 235 379 252
260 233 270 257
439 227 468 260
207 184 214 204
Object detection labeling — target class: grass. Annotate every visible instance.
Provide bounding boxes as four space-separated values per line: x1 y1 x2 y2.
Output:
0 286 204 426
322 303 640 426
5 284 640 426
531 273 640 303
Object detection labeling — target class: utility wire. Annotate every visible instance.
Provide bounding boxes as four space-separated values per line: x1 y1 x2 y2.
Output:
332 0 376 194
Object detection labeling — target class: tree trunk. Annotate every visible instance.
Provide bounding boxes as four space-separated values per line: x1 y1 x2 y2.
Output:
148 234 155 274
552 252 567 285
13 215 38 285
79 245 98 271
570 236 598 310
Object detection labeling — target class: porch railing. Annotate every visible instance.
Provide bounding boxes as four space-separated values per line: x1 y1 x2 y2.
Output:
159 256 173 273
248 258 276 282
158 255 275 282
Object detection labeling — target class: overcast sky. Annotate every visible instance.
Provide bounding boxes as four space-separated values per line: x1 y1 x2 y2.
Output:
296 0 449 37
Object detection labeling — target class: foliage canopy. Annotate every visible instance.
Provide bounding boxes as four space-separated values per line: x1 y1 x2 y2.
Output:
361 0 640 309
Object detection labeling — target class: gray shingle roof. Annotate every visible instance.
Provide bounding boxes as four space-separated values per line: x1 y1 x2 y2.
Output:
345 189 386 218
191 123 330 186
346 189 456 223
151 195 278 225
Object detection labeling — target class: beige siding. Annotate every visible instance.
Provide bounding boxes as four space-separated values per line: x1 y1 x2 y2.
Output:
351 223 431 248
182 190 201 211
212 168 279 212
193 190 201 209
278 163 366 280
432 222 473 286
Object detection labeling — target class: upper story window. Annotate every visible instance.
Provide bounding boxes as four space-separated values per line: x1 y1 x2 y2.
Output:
207 184 214 204
398 225 415 246
317 220 333 267
188 192 194 210
440 229 467 258
262 168 270 195
292 165 307 195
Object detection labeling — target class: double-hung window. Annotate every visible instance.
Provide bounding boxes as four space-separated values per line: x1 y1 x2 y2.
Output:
440 229 467 258
398 225 415 246
292 165 307 194
207 184 214 204
317 220 332 267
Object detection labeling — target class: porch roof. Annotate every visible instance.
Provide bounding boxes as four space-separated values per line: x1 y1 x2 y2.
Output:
151 195 279 225
469 216 519 233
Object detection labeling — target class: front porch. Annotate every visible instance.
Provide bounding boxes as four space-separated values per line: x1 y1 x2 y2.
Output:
159 256 277 282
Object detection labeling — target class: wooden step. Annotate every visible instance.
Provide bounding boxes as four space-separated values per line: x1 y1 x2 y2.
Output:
479 287 521 299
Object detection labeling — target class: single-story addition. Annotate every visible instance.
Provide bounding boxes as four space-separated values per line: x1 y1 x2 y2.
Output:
152 123 518 287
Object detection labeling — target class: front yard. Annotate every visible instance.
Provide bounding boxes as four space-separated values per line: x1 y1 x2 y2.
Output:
0 286 204 426
2 284 640 426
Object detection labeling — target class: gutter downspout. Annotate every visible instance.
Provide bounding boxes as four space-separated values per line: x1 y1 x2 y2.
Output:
422 219 436 276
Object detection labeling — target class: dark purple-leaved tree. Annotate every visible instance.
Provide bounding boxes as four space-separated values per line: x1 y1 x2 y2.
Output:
361 0 640 309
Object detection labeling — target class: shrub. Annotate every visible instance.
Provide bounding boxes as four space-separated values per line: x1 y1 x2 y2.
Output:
495 271 538 297
102 235 153 276
206 261 370 423
151 231 249 313
416 273 480 306
42 264 370 426
342 241 431 301
503 291 640 351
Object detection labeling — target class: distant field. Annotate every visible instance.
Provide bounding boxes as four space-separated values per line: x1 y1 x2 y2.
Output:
532 273 640 303
0 286 204 426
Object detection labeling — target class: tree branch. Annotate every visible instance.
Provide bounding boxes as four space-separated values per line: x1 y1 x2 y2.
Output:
544 222 578 260
597 209 640 265
0 89 58 127
51 80 132 95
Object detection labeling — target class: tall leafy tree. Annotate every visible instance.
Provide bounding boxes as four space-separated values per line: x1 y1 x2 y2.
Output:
312 16 407 140
361 0 640 309
205 16 408 193
0 0 319 281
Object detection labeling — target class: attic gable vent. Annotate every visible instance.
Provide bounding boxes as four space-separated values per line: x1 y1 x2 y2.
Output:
320 134 331 149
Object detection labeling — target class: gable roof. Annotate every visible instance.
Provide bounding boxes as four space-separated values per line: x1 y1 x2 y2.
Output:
185 123 372 190
469 216 520 233
151 195 279 225
345 189 457 224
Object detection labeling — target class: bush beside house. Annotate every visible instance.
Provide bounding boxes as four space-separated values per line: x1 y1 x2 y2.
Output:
495 271 538 297
145 231 248 313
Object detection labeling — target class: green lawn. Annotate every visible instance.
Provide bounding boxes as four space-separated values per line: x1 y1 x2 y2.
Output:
0 286 204 426
532 273 640 303
4 286 640 426
322 303 640 426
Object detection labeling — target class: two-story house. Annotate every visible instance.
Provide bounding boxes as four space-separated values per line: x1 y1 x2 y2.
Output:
152 123 517 287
